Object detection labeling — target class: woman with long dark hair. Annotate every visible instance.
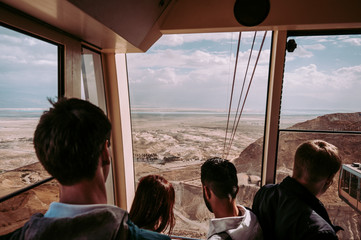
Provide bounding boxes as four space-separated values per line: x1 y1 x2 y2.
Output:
129 175 175 235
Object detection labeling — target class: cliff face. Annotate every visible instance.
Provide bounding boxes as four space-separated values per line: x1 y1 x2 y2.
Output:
234 112 361 240
235 112 361 173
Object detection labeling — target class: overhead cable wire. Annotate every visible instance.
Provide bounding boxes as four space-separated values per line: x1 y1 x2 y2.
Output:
229 32 257 142
222 32 242 158
225 31 268 159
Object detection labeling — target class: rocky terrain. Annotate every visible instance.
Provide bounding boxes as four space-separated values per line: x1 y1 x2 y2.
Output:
135 112 361 239
0 112 360 239
0 162 58 234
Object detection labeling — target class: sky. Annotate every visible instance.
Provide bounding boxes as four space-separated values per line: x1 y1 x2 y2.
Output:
1 25 361 114
0 26 57 108
127 32 361 115
127 32 272 113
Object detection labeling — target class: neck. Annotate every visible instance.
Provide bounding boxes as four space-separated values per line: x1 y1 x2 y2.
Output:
213 198 239 218
59 178 107 205
292 176 325 197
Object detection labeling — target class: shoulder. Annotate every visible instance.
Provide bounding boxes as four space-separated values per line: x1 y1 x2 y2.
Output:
254 183 279 199
0 213 44 240
242 206 260 225
243 207 264 240
273 205 336 239
252 183 280 210
305 211 338 238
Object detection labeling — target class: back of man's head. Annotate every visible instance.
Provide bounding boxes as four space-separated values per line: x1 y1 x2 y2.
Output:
34 98 111 186
293 140 341 183
201 157 238 199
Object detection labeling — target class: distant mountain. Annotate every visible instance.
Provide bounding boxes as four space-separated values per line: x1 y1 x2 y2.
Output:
234 112 361 176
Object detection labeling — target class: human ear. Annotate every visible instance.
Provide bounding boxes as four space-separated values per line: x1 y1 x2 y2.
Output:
325 178 333 188
100 141 111 181
235 186 239 196
204 185 212 200
101 140 111 166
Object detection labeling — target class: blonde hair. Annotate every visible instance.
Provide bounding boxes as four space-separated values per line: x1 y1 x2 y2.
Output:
293 140 341 183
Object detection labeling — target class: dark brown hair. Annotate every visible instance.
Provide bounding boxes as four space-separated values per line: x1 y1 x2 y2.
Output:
129 175 175 234
33 98 111 185
201 157 238 199
293 140 342 183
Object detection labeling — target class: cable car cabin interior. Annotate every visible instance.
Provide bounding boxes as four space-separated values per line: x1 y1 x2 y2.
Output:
0 0 360 239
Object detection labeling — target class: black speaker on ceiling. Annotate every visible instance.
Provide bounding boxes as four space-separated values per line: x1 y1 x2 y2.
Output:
234 0 270 27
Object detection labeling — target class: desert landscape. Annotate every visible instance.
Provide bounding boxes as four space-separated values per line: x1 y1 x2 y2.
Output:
131 112 361 239
0 112 360 239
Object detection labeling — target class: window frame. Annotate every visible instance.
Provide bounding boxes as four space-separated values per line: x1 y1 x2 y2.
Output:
0 7 80 203
262 29 361 185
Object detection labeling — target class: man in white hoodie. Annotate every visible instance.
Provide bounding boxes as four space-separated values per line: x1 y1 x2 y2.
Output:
201 157 263 240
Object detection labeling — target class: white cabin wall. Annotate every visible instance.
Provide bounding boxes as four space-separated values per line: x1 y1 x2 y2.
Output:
102 53 135 210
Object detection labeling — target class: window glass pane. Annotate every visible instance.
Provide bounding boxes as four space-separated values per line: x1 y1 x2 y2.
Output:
0 25 58 235
81 47 107 113
0 179 58 235
128 32 271 238
350 174 358 199
280 35 361 130
357 178 361 202
341 169 350 193
278 33 361 239
0 25 57 198
80 47 114 204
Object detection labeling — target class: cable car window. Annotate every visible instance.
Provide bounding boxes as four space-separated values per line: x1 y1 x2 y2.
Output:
350 174 358 199
0 25 58 234
127 31 271 238
80 47 114 204
341 169 350 193
277 33 361 239
81 47 107 113
359 180 361 203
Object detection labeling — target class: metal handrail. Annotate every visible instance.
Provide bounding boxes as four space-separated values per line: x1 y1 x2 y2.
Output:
0 176 54 203
170 235 200 240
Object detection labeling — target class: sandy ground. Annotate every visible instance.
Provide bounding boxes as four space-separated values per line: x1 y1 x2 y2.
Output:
1 113 359 238
0 118 39 172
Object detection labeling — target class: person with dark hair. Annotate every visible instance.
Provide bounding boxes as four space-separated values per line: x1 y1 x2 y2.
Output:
252 140 343 240
130 175 175 235
201 157 263 240
2 98 169 240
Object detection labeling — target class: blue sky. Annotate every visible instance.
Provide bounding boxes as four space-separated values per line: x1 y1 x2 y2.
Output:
127 32 361 115
127 32 272 113
282 35 361 114
0 26 57 108
1 25 360 114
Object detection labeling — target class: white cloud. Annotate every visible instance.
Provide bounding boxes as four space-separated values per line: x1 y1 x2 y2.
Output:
156 33 231 47
34 59 57 66
288 45 313 59
24 37 39 46
285 63 361 89
156 31 269 47
127 46 270 89
342 38 361 46
127 31 271 110
303 44 326 50
0 34 22 44
283 63 361 111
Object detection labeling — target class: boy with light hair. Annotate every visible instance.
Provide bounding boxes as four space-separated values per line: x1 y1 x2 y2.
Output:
252 140 343 240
